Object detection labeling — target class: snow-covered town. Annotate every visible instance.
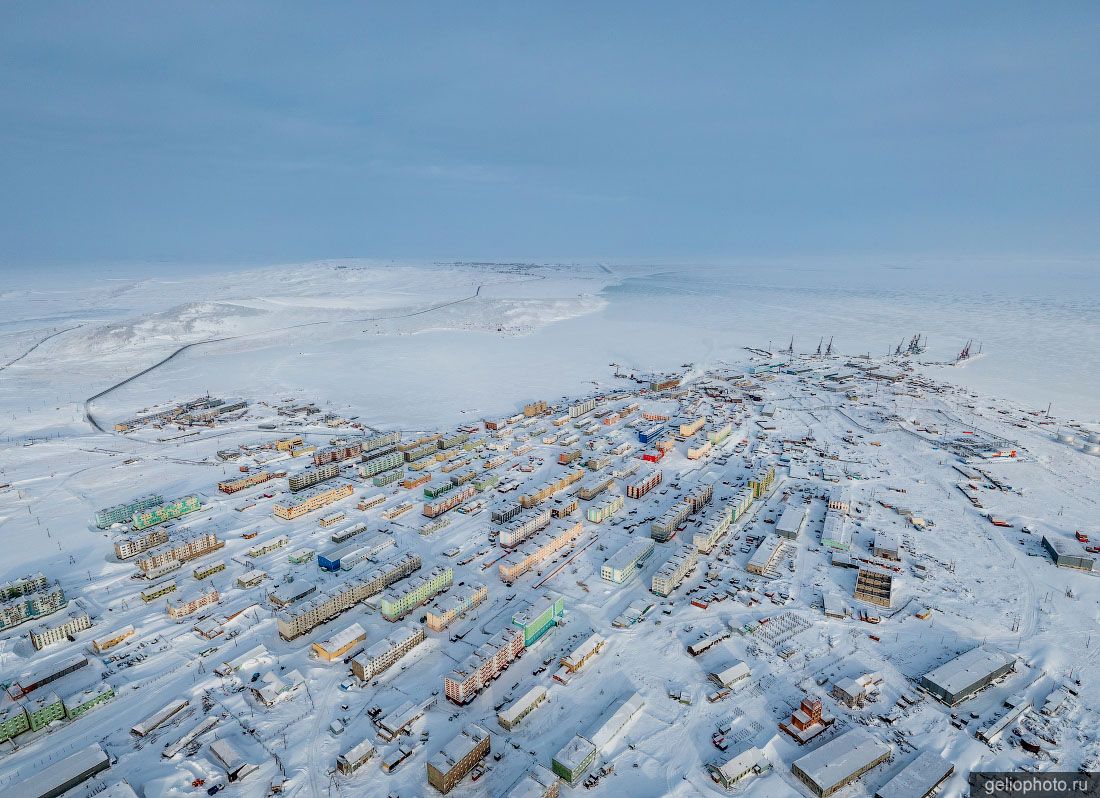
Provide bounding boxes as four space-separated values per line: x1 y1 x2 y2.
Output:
2 343 1098 798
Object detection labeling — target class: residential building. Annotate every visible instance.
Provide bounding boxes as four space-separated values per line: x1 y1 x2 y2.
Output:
444 627 525 704
427 583 488 631
351 624 425 681
218 471 273 494
423 484 477 518
518 468 585 508
626 469 662 499
559 633 605 675
552 735 597 786
0 704 29 743
427 724 491 795
380 566 453 621
499 521 583 584
0 582 67 633
131 495 201 530
273 480 354 520
30 607 91 650
288 462 340 492
652 544 697 596
113 528 169 560
498 686 549 731
166 586 219 619
499 507 552 548
601 538 655 583
873 533 900 561
95 494 166 528
790 728 891 797
91 624 135 654
63 682 115 720
251 669 305 706
708 746 765 789
587 494 625 523
26 691 65 731
312 622 366 662
134 529 224 574
693 504 733 553
504 765 559 798
277 553 421 639
511 594 564 646
337 737 376 775
749 466 776 499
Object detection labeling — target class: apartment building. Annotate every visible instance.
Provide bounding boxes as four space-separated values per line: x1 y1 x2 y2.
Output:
559 633 605 675
63 682 115 720
273 479 354 520
351 624 426 681
626 469 662 499
519 468 585 508
427 583 488 631
423 484 476 518
113 527 169 560
312 622 366 662
277 553 421 639
95 493 164 528
380 566 454 621
1 582 67 633
651 543 698 596
746 535 785 576
587 494 624 524
288 462 340 492
498 521 583 584
217 471 273 494
854 567 894 608
135 529 224 574
576 474 614 501
511 594 564 646
131 495 201 530
166 586 220 619
601 538 654 584
692 504 734 553
427 724 491 795
313 442 363 466
499 507 552 548
30 607 91 650
91 624 135 654
444 627 525 704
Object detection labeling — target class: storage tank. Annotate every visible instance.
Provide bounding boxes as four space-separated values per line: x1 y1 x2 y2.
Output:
1056 431 1076 444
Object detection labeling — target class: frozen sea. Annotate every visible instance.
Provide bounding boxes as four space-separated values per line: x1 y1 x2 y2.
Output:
0 257 1097 438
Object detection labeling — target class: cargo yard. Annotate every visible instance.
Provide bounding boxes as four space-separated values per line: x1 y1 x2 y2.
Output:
1 350 1099 798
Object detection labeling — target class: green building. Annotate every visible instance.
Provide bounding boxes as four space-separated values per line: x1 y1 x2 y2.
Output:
424 480 456 499
132 495 201 530
26 692 65 731
0 704 29 742
379 566 453 621
511 594 565 646
552 734 597 785
63 683 115 720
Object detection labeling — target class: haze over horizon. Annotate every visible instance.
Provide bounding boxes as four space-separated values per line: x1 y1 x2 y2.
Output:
2 3 1098 267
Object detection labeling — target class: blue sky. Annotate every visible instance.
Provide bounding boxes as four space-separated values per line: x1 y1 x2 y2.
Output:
1 2 1097 265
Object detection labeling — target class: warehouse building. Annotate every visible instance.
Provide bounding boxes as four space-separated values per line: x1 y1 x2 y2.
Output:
790 728 891 797
707 746 765 789
1041 535 1095 571
10 654 89 698
776 505 807 540
709 660 751 689
0 743 110 798
919 646 1015 706
874 751 954 798
427 723 491 794
821 511 851 551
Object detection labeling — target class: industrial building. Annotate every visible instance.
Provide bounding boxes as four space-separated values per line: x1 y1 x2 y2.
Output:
790 728 891 797
919 646 1015 706
746 535 785 576
10 654 89 698
821 510 851 550
351 624 426 681
0 743 110 798
874 751 954 798
873 532 901 561
427 723 491 794
707 746 765 789
854 567 894 608
1041 535 1095 571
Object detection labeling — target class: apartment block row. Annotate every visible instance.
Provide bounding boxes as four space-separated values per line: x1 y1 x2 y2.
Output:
1 580 67 633
498 507 552 548
277 552 422 639
380 566 454 621
94 493 164 529
273 480 354 520
519 467 585 508
426 583 489 631
135 529 224 574
499 521 583 584
131 495 202 530
351 624 426 681
444 626 525 704
651 543 698 596
0 682 115 743
288 462 340 492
